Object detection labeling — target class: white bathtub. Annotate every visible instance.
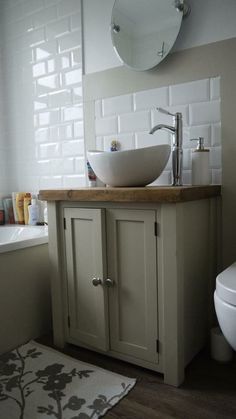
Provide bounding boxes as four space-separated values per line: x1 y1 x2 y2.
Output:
0 225 51 354
0 225 48 253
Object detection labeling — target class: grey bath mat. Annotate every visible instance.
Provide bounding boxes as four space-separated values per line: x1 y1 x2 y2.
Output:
0 340 136 419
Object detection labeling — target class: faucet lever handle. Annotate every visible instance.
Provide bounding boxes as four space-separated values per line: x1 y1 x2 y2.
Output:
156 107 175 117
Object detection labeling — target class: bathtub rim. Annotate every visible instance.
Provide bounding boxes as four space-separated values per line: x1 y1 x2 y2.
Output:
0 225 48 254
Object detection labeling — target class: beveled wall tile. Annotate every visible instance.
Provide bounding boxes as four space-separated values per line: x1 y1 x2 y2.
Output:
0 0 86 192
95 78 222 186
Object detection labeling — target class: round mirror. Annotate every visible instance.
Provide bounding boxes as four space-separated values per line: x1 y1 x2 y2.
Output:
111 0 188 71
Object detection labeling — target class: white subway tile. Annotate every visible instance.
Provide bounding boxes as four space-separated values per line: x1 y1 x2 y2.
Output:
33 6 57 28
135 131 170 148
49 90 72 107
212 169 222 184
210 77 220 100
39 142 61 159
134 87 168 111
38 109 60 126
95 137 104 151
95 100 102 118
211 123 221 146
119 111 150 133
62 139 84 157
33 62 46 78
35 128 49 143
63 174 85 188
26 28 45 48
46 17 70 39
182 170 192 185
210 146 222 169
36 160 51 175
189 101 221 125
5 2 24 22
35 41 57 61
23 0 44 16
63 69 82 86
37 74 60 94
63 105 83 122
71 48 82 66
103 94 133 117
58 0 81 17
51 158 74 175
47 59 55 73
95 116 118 136
58 31 81 52
170 79 210 106
74 121 84 138
40 175 63 189
34 99 48 111
183 149 191 170
50 124 73 141
73 87 83 103
71 12 81 31
75 157 85 174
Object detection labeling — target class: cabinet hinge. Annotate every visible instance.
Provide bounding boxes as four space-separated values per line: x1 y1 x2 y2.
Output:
64 218 66 229
154 222 158 236
67 315 70 328
156 339 159 353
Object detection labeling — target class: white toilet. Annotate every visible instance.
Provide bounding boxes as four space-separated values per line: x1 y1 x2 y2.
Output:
214 262 236 351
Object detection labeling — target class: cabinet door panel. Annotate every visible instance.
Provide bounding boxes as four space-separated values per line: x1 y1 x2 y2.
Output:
64 208 108 351
107 209 158 363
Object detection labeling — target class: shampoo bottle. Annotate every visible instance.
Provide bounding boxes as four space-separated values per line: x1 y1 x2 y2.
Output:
28 198 39 225
16 192 26 224
23 193 31 225
191 137 210 185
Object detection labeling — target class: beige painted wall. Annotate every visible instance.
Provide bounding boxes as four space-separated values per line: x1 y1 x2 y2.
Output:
82 37 236 268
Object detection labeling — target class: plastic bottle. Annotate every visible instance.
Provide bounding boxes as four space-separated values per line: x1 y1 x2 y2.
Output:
87 160 97 187
28 199 40 225
16 192 27 224
190 137 210 185
23 193 31 225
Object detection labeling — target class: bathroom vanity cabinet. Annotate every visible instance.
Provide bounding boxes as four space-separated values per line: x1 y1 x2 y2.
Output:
39 186 221 386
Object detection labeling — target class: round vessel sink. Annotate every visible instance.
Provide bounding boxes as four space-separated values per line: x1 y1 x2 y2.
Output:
87 144 171 187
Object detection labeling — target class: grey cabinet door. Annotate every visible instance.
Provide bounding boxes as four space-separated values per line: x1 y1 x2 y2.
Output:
64 207 109 351
106 209 159 363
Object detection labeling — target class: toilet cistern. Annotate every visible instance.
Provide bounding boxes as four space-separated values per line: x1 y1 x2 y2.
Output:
149 108 183 186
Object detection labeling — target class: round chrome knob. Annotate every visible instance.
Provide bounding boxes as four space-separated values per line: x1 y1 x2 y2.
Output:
104 278 114 287
92 277 102 286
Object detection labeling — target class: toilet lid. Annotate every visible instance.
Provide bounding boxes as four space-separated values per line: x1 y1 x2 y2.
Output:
216 262 236 306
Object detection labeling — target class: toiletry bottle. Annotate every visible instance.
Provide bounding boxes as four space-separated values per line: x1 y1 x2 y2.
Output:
110 140 119 151
23 193 31 225
16 192 26 224
12 192 19 224
44 205 48 225
28 198 40 225
190 137 210 185
87 160 97 187
0 202 5 225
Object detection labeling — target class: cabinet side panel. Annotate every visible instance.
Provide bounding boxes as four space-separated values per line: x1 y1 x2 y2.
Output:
182 200 215 365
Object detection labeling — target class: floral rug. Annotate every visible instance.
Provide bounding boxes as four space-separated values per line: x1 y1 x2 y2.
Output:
0 341 136 419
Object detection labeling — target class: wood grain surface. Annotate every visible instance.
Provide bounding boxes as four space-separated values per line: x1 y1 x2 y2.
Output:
38 185 221 203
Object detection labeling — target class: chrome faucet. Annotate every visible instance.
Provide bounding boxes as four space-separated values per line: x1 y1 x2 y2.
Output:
149 107 183 186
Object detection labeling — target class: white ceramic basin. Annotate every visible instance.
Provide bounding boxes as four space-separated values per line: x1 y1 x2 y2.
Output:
87 144 171 187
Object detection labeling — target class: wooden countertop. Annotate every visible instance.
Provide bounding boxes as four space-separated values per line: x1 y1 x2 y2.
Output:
38 185 221 203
